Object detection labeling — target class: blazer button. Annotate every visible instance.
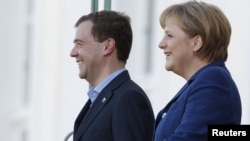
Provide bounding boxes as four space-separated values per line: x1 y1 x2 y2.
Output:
162 112 167 118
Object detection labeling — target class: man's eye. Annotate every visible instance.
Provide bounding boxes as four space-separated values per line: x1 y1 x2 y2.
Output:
75 42 82 46
167 34 173 37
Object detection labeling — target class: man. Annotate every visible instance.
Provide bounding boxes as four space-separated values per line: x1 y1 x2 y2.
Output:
70 10 155 141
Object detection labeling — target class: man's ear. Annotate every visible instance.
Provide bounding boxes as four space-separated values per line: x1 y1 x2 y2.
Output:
193 35 203 51
103 38 115 55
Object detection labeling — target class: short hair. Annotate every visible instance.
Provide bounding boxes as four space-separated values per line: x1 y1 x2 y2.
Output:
75 10 133 62
160 1 231 62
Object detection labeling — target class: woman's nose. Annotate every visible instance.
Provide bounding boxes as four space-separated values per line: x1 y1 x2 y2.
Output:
158 39 167 49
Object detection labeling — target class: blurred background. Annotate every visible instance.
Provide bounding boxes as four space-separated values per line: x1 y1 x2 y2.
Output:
1 0 249 140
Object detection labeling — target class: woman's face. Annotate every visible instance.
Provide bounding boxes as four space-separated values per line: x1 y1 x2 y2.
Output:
158 17 196 77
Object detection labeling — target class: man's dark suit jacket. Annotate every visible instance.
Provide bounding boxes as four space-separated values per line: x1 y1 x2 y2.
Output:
73 70 155 141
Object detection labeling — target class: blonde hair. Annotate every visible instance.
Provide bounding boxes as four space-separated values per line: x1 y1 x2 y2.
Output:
160 1 231 62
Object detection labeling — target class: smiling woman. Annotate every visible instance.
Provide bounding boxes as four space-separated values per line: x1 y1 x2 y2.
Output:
158 16 199 79
153 1 242 141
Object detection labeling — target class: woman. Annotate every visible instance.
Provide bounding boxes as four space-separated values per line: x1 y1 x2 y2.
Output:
153 1 242 141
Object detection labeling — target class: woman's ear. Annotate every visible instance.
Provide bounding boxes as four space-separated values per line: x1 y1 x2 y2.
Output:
103 38 115 55
193 35 203 51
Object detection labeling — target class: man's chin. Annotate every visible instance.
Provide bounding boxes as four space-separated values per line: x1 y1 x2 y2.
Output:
79 74 85 79
165 64 172 71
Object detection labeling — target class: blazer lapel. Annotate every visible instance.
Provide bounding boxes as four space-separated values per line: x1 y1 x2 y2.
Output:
155 82 189 126
74 71 130 141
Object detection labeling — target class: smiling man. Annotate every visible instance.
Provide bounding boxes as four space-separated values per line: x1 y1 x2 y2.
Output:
70 10 155 141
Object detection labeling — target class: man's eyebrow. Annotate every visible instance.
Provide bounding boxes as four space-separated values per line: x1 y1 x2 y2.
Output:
73 39 83 43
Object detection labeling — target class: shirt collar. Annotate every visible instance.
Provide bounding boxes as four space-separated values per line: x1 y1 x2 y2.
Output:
87 68 126 104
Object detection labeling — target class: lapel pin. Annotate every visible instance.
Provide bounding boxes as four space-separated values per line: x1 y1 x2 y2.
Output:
102 97 106 103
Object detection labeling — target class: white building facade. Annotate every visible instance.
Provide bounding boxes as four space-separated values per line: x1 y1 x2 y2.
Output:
1 0 250 141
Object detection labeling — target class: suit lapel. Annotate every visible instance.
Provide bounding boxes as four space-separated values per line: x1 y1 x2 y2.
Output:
73 100 91 140
74 91 112 141
74 70 130 141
